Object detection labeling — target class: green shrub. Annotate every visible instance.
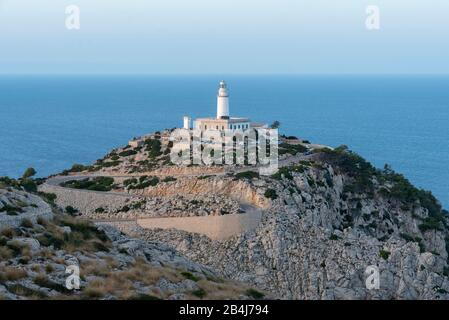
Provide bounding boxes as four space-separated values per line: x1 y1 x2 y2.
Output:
128 177 159 189
317 147 445 219
0 176 21 189
123 178 138 187
246 288 265 299
0 204 22 215
101 161 121 168
144 139 162 158
278 143 308 155
235 171 260 180
271 167 293 180
69 164 88 173
118 149 137 157
181 271 200 282
22 168 36 179
381 164 443 218
37 192 57 204
61 177 114 192
400 233 421 242
419 217 443 232
329 234 340 240
317 146 375 194
379 250 390 260
162 176 177 183
20 178 37 192
307 177 316 188
264 189 278 200
65 206 78 215
192 288 207 299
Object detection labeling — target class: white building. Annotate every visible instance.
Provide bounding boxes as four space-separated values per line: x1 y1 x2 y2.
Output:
183 81 266 131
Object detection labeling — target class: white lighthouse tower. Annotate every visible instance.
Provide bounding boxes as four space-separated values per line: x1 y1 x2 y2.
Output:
189 80 265 132
183 116 191 129
216 80 230 119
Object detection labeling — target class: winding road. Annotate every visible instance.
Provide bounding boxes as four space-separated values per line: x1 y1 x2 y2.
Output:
42 153 314 239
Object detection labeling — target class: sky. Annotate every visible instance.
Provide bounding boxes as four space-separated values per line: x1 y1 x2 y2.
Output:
0 0 448 74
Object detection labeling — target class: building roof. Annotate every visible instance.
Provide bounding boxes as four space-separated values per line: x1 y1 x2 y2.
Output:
195 117 250 123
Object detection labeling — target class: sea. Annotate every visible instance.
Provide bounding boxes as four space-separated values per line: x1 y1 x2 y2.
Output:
0 75 448 208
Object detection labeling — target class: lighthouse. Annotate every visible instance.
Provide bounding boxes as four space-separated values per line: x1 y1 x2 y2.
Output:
216 80 230 119
186 80 266 132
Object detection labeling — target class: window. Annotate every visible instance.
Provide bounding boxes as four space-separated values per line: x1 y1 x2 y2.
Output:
216 126 219 130
205 125 207 130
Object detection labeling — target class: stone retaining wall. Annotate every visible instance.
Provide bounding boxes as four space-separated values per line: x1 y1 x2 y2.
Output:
137 210 262 240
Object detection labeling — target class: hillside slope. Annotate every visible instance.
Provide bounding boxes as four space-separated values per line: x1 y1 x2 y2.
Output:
12 130 449 300
0 180 266 300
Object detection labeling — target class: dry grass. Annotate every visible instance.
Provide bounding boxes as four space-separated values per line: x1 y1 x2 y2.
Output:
81 259 112 278
0 266 28 282
81 286 107 299
30 265 41 273
0 246 13 260
79 257 184 300
39 248 53 259
45 264 54 273
0 228 16 239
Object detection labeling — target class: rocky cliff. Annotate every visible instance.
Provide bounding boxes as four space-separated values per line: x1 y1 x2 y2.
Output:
134 145 449 299
73 133 448 300
4 130 449 300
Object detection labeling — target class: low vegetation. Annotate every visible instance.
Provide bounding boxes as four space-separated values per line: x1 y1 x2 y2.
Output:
0 167 39 192
118 149 137 157
234 171 259 180
60 177 115 192
264 188 278 200
144 139 162 158
379 250 391 260
278 142 308 156
316 146 446 224
126 176 160 189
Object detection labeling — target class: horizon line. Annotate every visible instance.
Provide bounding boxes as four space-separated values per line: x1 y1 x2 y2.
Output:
1 72 449 77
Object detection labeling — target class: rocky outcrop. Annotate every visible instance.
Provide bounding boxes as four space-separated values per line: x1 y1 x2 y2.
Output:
139 176 270 209
0 188 53 231
41 181 242 219
118 151 449 300
34 132 449 300
0 189 266 300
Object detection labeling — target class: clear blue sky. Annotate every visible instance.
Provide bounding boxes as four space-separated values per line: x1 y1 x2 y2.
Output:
0 0 448 74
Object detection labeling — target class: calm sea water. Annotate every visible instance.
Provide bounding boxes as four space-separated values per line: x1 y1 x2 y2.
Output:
0 75 448 208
